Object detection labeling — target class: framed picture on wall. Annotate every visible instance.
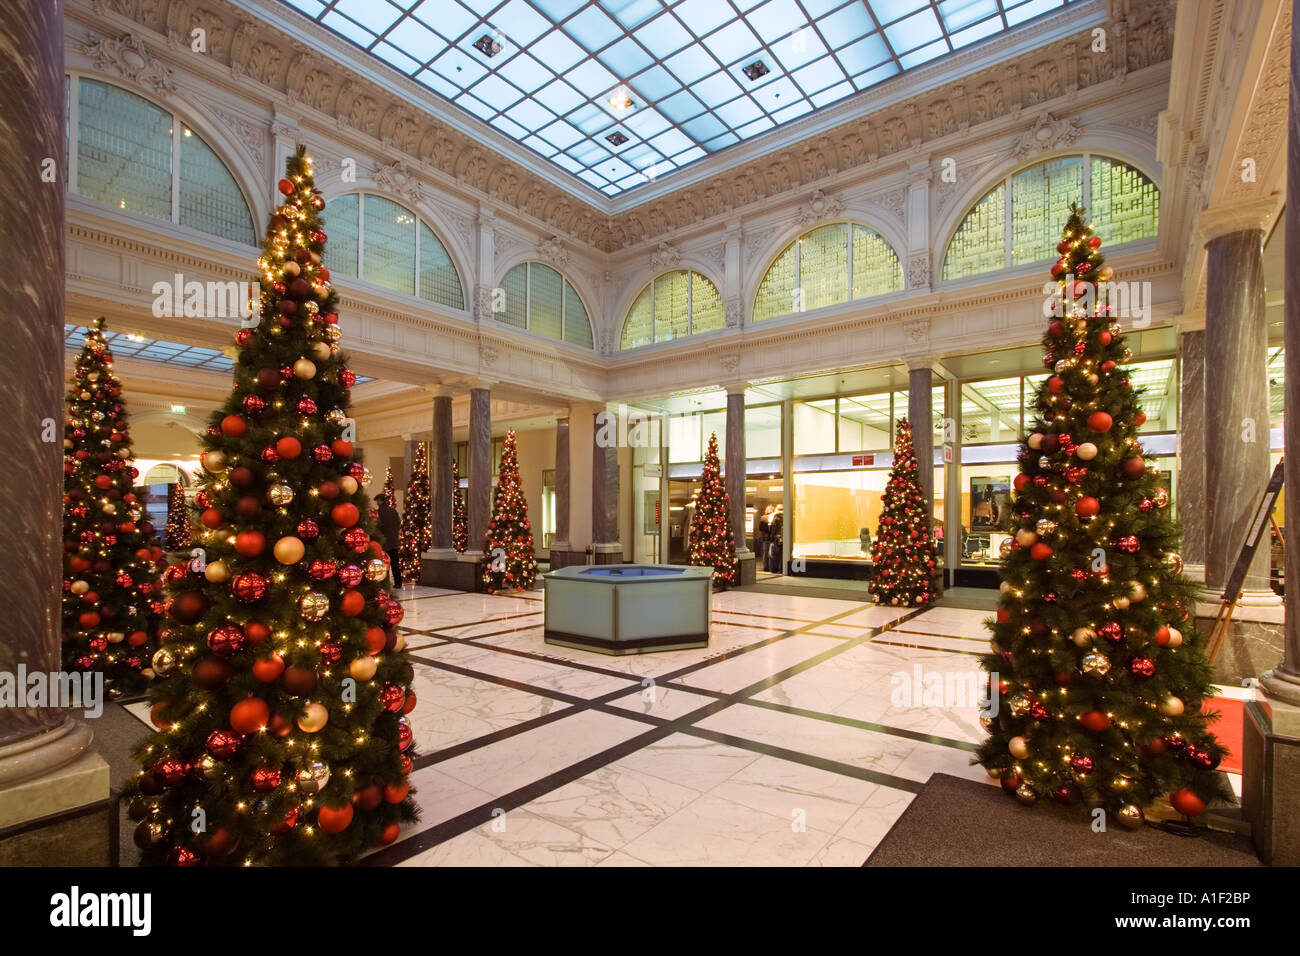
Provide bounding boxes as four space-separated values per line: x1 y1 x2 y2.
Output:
970 476 1011 532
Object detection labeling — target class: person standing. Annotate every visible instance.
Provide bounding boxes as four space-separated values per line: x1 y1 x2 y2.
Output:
767 505 784 573
376 494 404 587
756 504 774 571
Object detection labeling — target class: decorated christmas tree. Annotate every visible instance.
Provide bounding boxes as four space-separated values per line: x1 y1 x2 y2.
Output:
688 433 737 589
127 146 418 866
482 429 537 593
377 466 395 508
62 316 164 696
164 481 192 551
398 443 430 582
452 459 468 553
977 204 1231 825
869 419 941 606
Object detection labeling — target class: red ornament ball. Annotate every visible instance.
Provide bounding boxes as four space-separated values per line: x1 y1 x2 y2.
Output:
206 729 243 760
1128 656 1156 678
312 444 333 462
277 178 295 195
337 564 363 587
1069 753 1094 774
1122 457 1145 477
276 436 302 459
231 572 268 603
385 601 405 626
317 803 354 834
251 767 282 792
242 394 267 415
297 518 320 540
169 591 207 624
331 502 360 527
1075 496 1100 517
1087 411 1113 433
1079 711 1110 732
1169 788 1206 817
307 558 337 581
1097 621 1123 642
380 683 406 712
343 527 370 552
297 397 318 415
207 624 246 656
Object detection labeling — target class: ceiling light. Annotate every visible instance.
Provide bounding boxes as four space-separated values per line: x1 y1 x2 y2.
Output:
608 87 634 112
473 33 503 57
742 60 769 81
605 130 628 146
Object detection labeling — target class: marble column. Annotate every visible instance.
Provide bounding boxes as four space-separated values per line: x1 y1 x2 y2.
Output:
781 399 794 573
1203 229 1274 600
725 385 748 553
591 407 620 559
943 377 962 586
429 393 453 553
467 386 491 551
0 0 95 782
551 416 570 551
908 366 934 507
1177 329 1207 578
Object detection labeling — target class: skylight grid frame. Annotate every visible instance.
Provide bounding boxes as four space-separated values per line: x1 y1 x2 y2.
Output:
284 0 1076 196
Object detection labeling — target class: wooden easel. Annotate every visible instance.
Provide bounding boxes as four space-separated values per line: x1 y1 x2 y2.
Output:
1206 458 1284 663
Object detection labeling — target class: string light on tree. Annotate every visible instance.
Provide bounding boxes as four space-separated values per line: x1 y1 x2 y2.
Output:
164 481 192 551
868 418 941 607
688 433 738 589
976 203 1230 824
398 443 430 583
452 458 468 554
481 430 537 593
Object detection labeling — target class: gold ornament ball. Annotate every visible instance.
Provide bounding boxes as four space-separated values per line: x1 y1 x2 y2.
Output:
1129 581 1147 603
1166 627 1183 648
1036 519 1056 536
1086 373 1100 386
393 633 406 652
999 580 1012 593
1027 433 1044 450
311 341 331 361
151 648 176 676
116 447 131 459
202 450 228 474
282 260 301 277
338 475 359 495
107 631 126 644
295 761 330 794
268 483 294 506
205 559 231 583
357 467 373 487
102 502 117 515
986 766 1001 779
293 358 317 380
1016 530 1037 547
1158 695 1185 716
325 326 342 343
140 668 156 680
71 579 90 595
1081 652 1112 678
325 408 346 426
1007 694 1031 718
1008 736 1030 759
1116 803 1144 830
1153 487 1170 508
273 536 306 564
1075 442 1098 461
1015 784 1038 806
1113 596 1131 610
300 591 329 621
1071 627 1096 647
196 755 220 780
998 539 1013 559
1037 455 1051 470
365 557 388 581
348 656 378 681
1163 552 1183 575
298 702 329 733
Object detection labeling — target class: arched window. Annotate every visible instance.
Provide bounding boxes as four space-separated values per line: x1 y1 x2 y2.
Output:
323 193 465 310
620 271 723 349
71 76 255 245
753 223 903 322
498 262 593 348
942 154 1159 281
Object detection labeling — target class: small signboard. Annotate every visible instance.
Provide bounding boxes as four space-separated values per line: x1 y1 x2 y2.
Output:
1221 458 1285 603
851 454 875 467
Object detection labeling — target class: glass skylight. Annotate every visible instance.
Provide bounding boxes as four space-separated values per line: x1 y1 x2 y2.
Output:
280 0 1077 196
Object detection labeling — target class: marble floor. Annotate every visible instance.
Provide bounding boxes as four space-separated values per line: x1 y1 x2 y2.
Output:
120 581 1248 867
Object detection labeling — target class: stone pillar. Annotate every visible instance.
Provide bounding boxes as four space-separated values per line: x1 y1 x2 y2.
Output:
467 386 491 551
1177 327 1206 579
549 415 572 568
591 407 620 564
781 398 794 575
908 366 934 507
1202 224 1276 603
725 384 756 585
943 377 962 588
0 1 108 865
429 392 453 553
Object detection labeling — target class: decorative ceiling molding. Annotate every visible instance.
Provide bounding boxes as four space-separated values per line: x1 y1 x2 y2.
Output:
793 190 846 227
77 31 174 93
535 236 569 269
648 241 681 272
1009 112 1084 158
68 0 1176 255
372 160 423 206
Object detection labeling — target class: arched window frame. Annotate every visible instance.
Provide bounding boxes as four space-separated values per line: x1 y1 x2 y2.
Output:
322 190 466 311
750 221 905 323
939 152 1160 283
66 73 257 246
619 269 725 350
495 260 594 349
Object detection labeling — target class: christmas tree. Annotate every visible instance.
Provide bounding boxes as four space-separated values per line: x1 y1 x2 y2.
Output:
164 481 192 551
977 204 1231 825
452 459 468 553
62 316 164 696
398 442 430 582
128 146 418 866
688 433 737 589
377 466 395 508
482 429 537 593
869 419 941 606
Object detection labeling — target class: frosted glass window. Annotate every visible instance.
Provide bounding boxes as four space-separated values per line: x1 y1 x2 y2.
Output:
1090 157 1159 246
77 79 171 222
418 221 464 309
745 404 782 458
852 225 904 298
620 270 724 348
754 243 798 321
363 194 415 295
563 283 593 348
323 194 359 278
942 182 1004 280
178 127 254 244
500 263 528 328
1011 156 1082 265
754 222 903 322
794 401 837 455
800 224 849 310
529 263 564 340
654 272 689 343
622 286 654 349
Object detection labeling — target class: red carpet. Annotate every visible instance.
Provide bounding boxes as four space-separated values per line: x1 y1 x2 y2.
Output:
1204 697 1244 774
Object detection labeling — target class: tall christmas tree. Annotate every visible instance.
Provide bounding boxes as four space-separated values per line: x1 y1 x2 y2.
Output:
398 443 430 582
377 466 395 508
688 433 737 589
977 204 1231 825
128 147 418 866
164 481 192 551
452 459 468 553
482 429 537 593
62 316 164 695
869 419 941 606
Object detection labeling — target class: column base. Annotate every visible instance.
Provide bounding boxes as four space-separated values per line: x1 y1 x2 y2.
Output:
1195 600 1284 685
735 549 756 586
1182 563 1206 582
548 545 587 571
591 543 623 565
0 740 110 866
419 552 484 591
1241 694 1300 865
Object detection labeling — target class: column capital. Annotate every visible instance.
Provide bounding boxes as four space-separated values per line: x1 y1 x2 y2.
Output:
724 381 749 396
1197 197 1280 245
905 355 939 373
420 383 456 399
